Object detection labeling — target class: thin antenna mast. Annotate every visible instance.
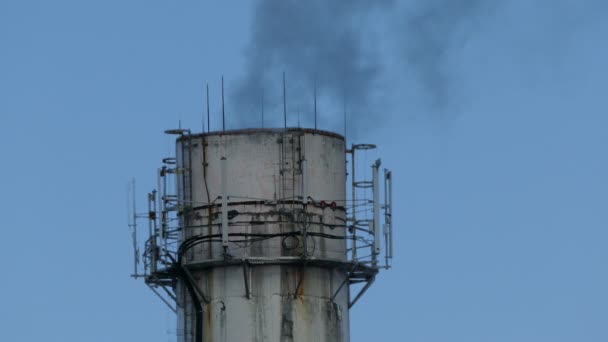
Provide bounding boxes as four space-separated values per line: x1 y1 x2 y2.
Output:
206 83 210 133
261 88 264 128
201 83 205 133
283 72 287 129
127 179 138 278
221 76 225 132
343 94 347 142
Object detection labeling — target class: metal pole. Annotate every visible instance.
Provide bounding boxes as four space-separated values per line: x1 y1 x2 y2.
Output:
148 191 156 273
132 179 137 235
372 159 381 264
384 169 389 268
221 157 229 248
156 169 162 253
387 170 393 260
350 148 357 261
162 167 169 248
147 193 153 241
301 159 308 204
283 72 287 129
128 179 138 277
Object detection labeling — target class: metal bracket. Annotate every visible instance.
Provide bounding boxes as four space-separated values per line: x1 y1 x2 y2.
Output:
348 277 375 309
329 277 349 303
147 284 177 313
243 261 251 299
182 266 210 304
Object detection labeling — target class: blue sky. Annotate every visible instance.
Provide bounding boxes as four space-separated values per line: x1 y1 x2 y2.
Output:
1 1 607 341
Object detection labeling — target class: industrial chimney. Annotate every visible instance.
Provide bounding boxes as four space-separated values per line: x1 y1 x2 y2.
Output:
128 127 393 342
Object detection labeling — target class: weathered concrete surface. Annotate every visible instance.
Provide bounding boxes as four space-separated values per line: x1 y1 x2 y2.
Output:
176 129 349 342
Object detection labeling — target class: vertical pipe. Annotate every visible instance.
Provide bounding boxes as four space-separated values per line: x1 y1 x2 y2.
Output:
180 270 203 342
383 169 390 268
157 169 163 254
129 179 138 277
350 148 357 261
372 159 381 262
301 159 308 204
261 88 265 128
383 170 388 268
180 140 187 212
187 134 193 214
132 179 137 234
147 192 156 272
221 157 229 248
162 166 170 256
283 72 287 129
126 181 131 230
388 170 393 260
147 192 152 238
202 85 205 133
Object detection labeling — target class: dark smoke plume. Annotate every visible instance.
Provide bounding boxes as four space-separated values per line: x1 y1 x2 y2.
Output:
233 0 494 130
233 0 394 131
399 0 489 111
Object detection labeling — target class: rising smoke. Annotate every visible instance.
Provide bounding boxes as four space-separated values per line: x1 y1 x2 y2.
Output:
233 0 394 131
233 0 604 132
399 0 490 111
